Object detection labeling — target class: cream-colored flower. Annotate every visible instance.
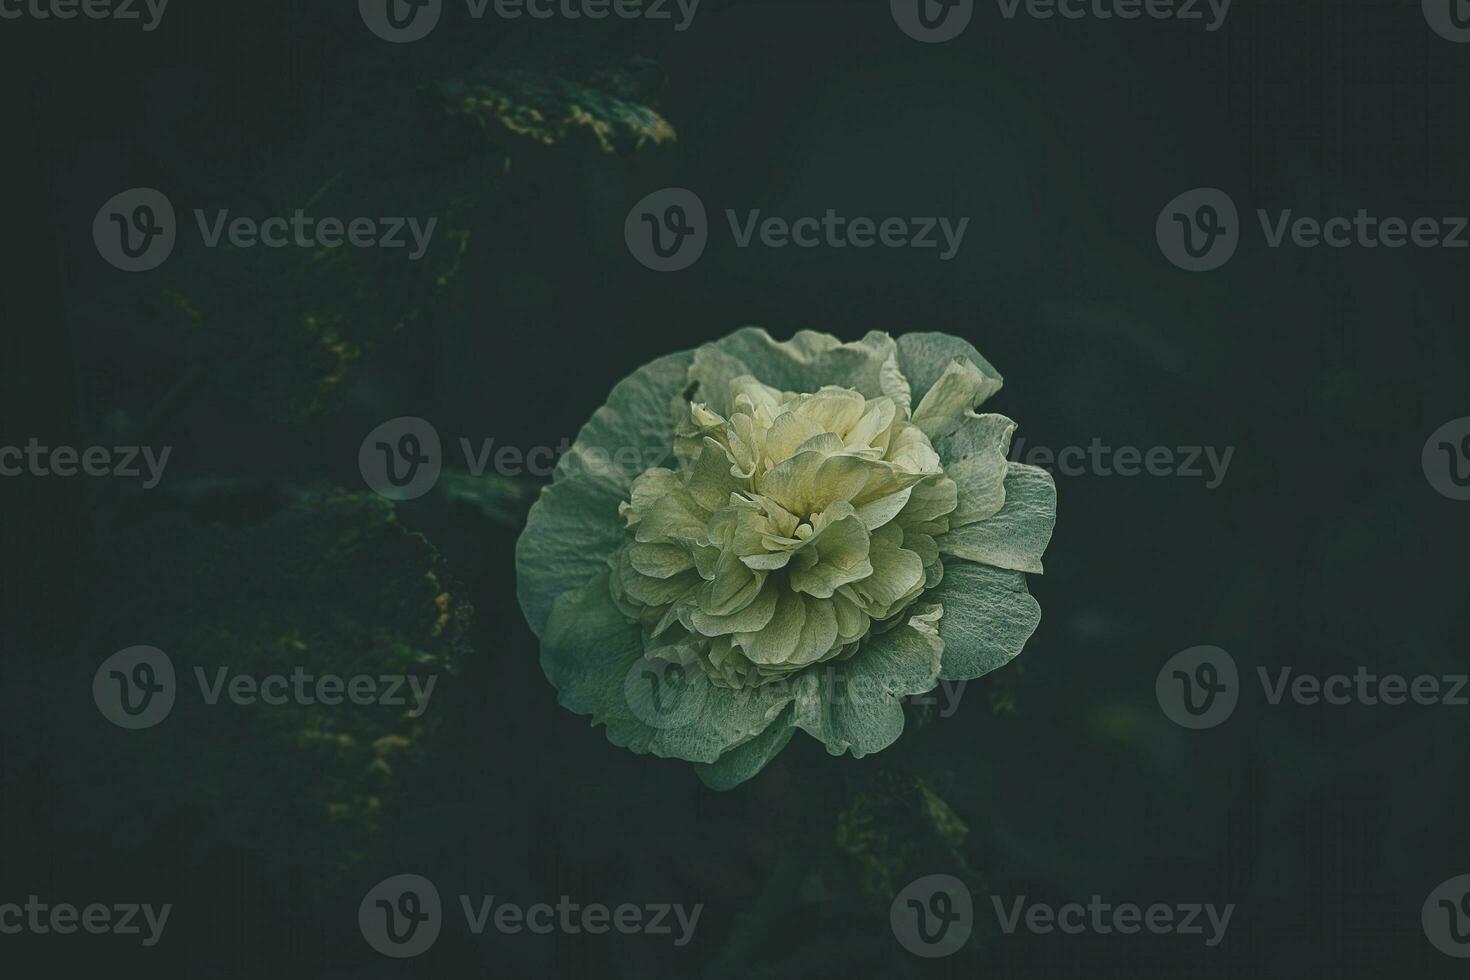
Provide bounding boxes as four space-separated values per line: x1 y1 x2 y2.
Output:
517 328 1055 789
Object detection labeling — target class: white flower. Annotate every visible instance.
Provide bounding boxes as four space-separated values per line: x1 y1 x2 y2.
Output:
517 329 1056 789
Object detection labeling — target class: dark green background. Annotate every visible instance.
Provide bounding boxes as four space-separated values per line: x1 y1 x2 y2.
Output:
3 1 1469 976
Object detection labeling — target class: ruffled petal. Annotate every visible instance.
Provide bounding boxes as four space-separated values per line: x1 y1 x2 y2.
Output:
938 463 1056 574
929 560 1041 681
702 327 898 398
938 413 1016 526
895 331 1004 408
693 703 797 790
791 607 943 758
543 573 794 763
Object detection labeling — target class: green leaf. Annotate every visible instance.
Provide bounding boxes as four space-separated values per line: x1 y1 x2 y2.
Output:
441 64 676 154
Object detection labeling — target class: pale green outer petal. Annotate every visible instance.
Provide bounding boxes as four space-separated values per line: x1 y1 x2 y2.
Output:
542 573 794 763
895 332 1004 408
516 351 693 636
791 611 943 758
911 359 993 440
683 677 799 760
935 411 1017 466
929 561 1042 681
686 346 757 418
937 413 1017 526
878 349 913 414
698 327 898 399
693 703 797 790
937 463 1057 574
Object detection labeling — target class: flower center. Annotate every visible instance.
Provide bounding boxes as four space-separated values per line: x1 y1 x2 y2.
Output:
609 375 958 690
